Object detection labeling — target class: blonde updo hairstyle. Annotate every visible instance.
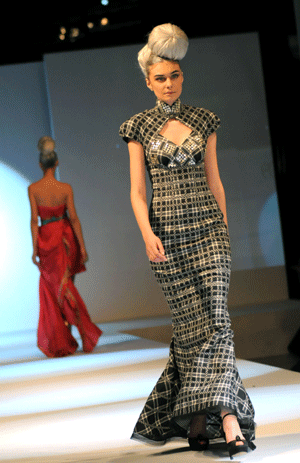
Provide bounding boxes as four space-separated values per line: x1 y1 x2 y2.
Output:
38 136 58 169
138 23 189 78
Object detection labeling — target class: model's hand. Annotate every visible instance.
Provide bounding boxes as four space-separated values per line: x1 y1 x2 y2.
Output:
81 248 88 264
32 252 40 267
144 233 167 263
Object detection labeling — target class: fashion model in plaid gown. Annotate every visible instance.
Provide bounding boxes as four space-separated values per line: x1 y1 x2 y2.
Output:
120 23 255 455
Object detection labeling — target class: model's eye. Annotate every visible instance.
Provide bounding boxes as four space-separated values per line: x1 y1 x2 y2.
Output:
154 73 180 82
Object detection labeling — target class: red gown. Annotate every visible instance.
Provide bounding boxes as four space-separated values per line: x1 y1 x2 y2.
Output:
37 204 102 357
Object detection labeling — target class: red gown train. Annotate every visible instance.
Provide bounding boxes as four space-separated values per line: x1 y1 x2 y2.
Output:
37 204 102 357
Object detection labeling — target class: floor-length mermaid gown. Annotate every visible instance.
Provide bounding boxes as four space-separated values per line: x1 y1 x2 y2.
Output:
37 204 102 357
119 99 255 445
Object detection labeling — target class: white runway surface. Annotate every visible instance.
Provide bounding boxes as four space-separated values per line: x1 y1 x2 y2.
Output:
0 318 300 462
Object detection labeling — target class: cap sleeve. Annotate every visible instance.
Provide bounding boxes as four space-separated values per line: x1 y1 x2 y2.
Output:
206 111 221 138
119 116 142 144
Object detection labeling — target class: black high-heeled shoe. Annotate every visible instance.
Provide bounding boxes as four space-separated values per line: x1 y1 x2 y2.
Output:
188 434 209 451
222 413 256 460
227 435 250 460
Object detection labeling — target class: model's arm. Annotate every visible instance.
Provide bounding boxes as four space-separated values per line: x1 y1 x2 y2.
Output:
65 185 88 263
204 132 228 228
128 140 166 262
28 185 39 266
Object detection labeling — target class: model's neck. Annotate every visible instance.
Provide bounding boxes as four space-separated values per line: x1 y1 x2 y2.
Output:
43 168 56 178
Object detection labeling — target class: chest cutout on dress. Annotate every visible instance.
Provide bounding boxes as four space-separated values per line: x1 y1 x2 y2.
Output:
159 120 193 146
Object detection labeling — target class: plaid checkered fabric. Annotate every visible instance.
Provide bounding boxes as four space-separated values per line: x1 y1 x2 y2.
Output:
119 100 255 445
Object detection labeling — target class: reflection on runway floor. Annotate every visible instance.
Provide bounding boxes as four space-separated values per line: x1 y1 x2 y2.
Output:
0 317 300 462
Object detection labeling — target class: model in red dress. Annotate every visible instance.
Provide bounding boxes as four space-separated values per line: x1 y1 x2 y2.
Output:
28 136 102 357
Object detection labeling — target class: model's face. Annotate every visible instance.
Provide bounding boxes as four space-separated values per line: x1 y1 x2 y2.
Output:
146 60 183 106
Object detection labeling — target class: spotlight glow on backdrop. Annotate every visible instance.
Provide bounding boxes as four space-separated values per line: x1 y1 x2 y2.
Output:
259 192 285 267
0 161 39 334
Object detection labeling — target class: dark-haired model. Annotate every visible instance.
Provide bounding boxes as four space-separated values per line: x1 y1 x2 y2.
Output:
28 137 102 357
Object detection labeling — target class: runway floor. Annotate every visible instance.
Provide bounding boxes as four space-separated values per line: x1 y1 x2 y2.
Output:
1 317 300 462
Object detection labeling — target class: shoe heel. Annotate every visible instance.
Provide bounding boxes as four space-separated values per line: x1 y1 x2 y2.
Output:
188 434 209 451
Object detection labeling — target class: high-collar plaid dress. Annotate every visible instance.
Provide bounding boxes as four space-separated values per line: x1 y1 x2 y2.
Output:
119 99 255 445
